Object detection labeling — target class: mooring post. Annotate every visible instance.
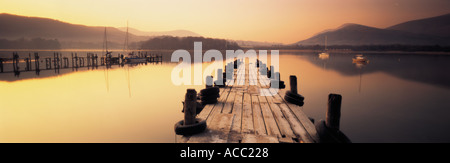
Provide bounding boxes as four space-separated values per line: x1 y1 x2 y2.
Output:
60 53 63 68
12 53 17 71
95 54 98 67
75 53 78 68
206 75 213 88
0 58 3 72
326 94 342 131
289 75 298 94
184 89 197 125
25 57 29 71
269 65 274 79
28 53 32 71
71 53 74 68
34 53 39 71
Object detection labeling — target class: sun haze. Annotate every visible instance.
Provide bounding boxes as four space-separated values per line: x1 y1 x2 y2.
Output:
0 0 449 44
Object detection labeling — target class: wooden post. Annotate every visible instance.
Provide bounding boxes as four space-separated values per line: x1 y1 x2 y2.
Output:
206 75 213 88
60 53 63 68
71 53 74 68
217 69 223 81
75 53 78 68
25 58 29 71
269 65 274 79
274 72 280 81
0 58 3 72
184 89 197 125
34 53 39 71
289 75 298 94
326 94 342 131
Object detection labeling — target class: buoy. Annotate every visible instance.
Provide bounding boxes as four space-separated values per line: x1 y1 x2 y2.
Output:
175 118 207 136
284 91 304 106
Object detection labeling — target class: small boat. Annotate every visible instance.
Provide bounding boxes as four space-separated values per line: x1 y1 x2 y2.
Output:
352 54 368 63
126 52 147 63
123 22 146 64
319 52 329 59
318 36 329 60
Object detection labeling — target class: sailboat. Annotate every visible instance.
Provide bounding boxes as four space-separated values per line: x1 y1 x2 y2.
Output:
352 54 368 63
123 22 146 63
103 27 112 58
318 36 329 60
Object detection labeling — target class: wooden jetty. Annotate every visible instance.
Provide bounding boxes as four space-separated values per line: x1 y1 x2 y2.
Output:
177 60 323 143
0 52 163 75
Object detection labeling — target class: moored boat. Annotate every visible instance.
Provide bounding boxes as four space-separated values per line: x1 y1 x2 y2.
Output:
352 54 368 63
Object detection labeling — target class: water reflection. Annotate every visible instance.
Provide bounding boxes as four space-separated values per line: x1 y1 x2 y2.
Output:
1 50 450 142
303 52 450 89
278 52 450 142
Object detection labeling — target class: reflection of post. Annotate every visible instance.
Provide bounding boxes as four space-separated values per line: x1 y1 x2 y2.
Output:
359 72 362 93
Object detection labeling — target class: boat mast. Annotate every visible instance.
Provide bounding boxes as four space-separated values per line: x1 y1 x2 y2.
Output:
103 27 108 55
123 21 129 54
325 35 328 51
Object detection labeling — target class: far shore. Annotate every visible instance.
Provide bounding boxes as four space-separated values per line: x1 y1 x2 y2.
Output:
0 48 449 56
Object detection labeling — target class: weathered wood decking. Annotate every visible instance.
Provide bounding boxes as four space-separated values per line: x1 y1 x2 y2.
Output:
178 62 319 143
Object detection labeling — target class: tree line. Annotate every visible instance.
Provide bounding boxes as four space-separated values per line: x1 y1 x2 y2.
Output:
139 36 240 50
0 37 61 49
257 44 450 52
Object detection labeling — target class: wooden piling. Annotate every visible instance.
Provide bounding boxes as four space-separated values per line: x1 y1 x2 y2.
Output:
206 75 213 88
34 53 39 71
184 89 197 125
63 57 69 68
326 94 342 131
0 58 3 72
289 75 298 94
12 52 19 72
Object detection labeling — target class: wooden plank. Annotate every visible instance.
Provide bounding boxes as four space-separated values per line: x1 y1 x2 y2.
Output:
241 134 278 143
241 93 254 134
187 113 235 143
222 90 236 114
262 90 296 139
278 90 320 142
278 103 314 143
248 85 259 95
206 88 230 125
259 97 282 137
197 88 226 120
230 91 243 133
252 95 267 135
268 88 312 143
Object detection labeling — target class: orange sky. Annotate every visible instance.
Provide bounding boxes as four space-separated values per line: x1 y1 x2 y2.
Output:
0 0 449 44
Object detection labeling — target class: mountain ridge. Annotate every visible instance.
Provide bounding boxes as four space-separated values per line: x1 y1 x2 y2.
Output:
0 13 200 49
296 13 450 46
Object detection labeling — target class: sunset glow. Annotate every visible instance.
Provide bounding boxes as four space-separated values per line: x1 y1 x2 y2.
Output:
1 0 449 43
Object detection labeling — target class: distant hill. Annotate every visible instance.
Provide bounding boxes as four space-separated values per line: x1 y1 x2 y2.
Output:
118 27 201 37
387 13 450 37
296 13 450 46
0 13 154 49
140 36 240 50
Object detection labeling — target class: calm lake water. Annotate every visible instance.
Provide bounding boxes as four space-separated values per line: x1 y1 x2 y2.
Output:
0 50 449 143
